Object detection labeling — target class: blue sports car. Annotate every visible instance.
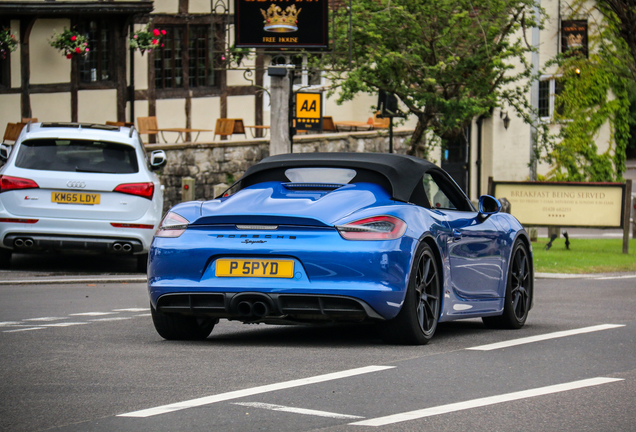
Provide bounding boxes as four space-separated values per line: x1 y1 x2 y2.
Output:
148 152 533 344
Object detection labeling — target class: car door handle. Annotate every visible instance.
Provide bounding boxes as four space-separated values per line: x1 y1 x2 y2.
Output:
452 229 462 241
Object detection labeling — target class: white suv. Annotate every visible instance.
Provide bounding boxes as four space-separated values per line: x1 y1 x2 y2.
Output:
0 122 166 272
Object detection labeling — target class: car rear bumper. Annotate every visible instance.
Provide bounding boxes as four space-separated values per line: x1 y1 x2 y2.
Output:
3 233 144 254
154 291 385 324
0 216 156 253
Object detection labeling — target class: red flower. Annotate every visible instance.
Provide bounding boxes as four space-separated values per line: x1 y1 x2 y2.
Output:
152 39 158 45
66 53 73 59
153 29 160 36
75 46 81 53
71 35 77 41
161 30 166 35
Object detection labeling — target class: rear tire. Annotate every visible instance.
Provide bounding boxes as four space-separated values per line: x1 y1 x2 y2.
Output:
0 249 11 270
483 240 532 329
381 242 441 345
150 303 216 340
136 253 148 273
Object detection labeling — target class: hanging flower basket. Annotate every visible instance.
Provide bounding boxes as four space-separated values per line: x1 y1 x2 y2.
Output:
129 26 166 55
49 28 89 59
0 28 19 60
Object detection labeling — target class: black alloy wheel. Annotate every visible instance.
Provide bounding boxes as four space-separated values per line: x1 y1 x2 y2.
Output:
483 240 532 329
382 242 441 345
0 249 11 270
150 303 217 340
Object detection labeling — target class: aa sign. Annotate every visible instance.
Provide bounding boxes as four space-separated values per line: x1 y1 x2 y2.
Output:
295 92 322 132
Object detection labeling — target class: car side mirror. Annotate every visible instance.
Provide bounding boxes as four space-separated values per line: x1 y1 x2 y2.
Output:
0 143 11 161
478 195 501 220
149 150 167 171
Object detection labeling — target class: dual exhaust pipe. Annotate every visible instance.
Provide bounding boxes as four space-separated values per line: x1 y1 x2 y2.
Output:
113 242 133 253
237 300 270 318
14 238 34 248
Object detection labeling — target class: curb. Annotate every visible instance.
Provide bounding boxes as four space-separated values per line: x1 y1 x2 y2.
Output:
0 275 147 285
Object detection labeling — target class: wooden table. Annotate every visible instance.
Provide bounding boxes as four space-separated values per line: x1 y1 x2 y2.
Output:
245 125 270 138
150 128 213 143
334 121 374 131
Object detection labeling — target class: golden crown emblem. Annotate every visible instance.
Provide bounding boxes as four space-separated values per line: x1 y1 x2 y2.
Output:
567 33 583 48
260 4 301 33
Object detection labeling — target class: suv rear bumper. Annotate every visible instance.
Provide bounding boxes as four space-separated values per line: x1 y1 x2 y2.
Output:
3 233 144 254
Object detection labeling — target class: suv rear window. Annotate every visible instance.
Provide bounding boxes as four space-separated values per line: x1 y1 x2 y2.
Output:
15 139 139 174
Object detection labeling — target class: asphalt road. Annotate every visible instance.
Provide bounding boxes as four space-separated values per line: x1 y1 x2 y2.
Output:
1 273 635 432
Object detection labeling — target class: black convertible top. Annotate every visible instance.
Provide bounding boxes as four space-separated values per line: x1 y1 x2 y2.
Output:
239 152 437 203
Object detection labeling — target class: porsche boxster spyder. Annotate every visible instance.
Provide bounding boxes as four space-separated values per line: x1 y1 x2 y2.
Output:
148 152 533 344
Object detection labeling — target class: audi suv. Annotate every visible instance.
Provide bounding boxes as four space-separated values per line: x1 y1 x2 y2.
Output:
0 122 166 272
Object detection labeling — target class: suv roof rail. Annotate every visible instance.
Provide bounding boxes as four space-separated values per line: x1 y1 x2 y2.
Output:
40 122 120 131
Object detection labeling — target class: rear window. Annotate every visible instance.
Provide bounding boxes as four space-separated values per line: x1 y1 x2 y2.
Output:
15 139 138 174
284 168 356 184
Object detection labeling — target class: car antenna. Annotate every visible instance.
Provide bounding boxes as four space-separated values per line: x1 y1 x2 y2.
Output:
129 126 135 138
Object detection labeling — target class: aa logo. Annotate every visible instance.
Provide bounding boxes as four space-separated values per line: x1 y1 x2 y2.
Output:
300 100 317 112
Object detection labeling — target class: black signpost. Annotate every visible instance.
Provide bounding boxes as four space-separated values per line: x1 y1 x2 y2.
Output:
377 90 406 153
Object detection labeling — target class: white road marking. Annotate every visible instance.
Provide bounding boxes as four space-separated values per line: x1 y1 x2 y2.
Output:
595 275 636 280
24 317 69 322
118 365 395 418
69 312 117 317
233 402 364 419
134 313 151 317
113 308 148 312
350 377 624 427
40 322 89 327
466 324 625 351
3 327 46 333
0 321 23 327
89 317 132 322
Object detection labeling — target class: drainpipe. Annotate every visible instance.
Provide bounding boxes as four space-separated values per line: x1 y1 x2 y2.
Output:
476 115 484 197
529 0 541 181
129 22 135 124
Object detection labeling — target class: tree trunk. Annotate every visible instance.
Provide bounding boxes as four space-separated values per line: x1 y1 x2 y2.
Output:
407 116 429 159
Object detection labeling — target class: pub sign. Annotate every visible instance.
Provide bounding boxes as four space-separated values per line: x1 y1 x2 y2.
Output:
561 20 588 58
235 0 329 49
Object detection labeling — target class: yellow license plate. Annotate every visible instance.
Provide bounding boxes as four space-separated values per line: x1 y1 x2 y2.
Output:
215 259 294 278
51 192 100 205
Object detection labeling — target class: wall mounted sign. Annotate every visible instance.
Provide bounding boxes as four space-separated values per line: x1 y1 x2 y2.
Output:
490 181 626 228
295 92 322 132
561 20 588 58
235 0 329 49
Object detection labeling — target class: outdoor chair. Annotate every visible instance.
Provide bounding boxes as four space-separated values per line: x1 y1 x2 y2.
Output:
214 119 247 140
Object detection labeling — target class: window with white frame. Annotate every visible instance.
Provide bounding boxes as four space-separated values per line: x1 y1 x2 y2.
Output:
291 54 321 88
538 76 564 120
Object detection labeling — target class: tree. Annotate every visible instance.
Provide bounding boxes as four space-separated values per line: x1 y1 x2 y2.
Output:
596 0 636 79
318 0 544 157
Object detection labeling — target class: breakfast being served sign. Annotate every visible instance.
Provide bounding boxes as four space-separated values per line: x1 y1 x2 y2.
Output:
235 0 329 48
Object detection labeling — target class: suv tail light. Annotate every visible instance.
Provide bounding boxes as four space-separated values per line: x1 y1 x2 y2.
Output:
113 182 154 200
155 212 189 238
336 215 407 240
0 175 40 193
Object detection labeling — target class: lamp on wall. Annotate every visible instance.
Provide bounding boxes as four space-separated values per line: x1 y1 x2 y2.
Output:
500 111 511 130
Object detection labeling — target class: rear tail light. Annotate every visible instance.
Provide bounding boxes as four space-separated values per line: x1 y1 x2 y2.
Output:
336 215 407 240
0 218 38 224
113 182 154 200
155 212 189 238
0 175 40 193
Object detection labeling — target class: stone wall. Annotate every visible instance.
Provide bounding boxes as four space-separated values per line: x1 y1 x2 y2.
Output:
146 129 413 212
